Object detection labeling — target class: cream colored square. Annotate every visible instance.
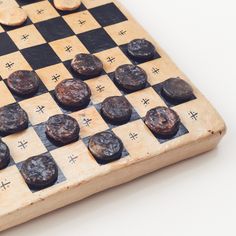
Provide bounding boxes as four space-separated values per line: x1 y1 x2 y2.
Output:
0 166 32 216
49 36 89 61
51 141 99 181
85 75 122 104
0 81 15 107
126 87 165 117
82 0 112 9
0 0 18 9
0 25 4 33
7 25 46 50
23 1 59 23
104 21 147 46
19 93 62 125
0 52 32 79
36 63 72 91
2 127 47 163
139 58 181 86
95 47 131 73
113 120 160 160
63 10 101 34
70 106 109 138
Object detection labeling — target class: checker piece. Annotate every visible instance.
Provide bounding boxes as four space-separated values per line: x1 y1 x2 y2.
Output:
53 0 82 11
0 141 10 170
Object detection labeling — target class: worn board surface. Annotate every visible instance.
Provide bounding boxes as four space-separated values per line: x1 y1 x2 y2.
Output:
0 0 226 232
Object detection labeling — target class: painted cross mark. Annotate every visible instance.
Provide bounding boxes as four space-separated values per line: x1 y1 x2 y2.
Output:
188 111 198 121
78 19 86 26
83 118 92 127
36 105 45 114
129 132 138 141
65 45 73 53
141 98 150 106
51 74 61 82
107 56 116 64
118 30 127 36
96 85 105 93
152 67 160 75
18 140 28 150
36 9 44 14
21 34 29 41
68 155 78 164
0 179 11 191
5 62 14 70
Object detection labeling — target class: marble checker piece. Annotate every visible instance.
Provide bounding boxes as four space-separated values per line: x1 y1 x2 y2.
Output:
0 0 226 231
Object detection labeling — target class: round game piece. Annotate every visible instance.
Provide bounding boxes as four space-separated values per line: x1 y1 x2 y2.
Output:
55 79 91 109
114 64 147 92
7 70 40 97
54 0 81 11
88 131 123 164
145 106 180 138
21 155 58 190
162 77 194 102
46 114 80 145
0 7 27 27
101 96 132 125
127 39 156 61
0 141 10 170
0 104 28 136
71 53 103 78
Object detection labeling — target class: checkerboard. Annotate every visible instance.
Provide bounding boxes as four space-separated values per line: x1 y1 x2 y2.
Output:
0 0 226 231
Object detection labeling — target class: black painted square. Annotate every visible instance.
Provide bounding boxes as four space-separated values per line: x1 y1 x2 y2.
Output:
21 44 61 70
152 82 197 107
89 3 127 27
1 18 33 32
119 44 161 65
78 28 116 53
35 17 74 42
17 0 43 6
0 33 18 56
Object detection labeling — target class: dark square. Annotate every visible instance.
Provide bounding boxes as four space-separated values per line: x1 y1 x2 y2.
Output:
35 17 74 42
78 28 116 53
1 18 33 32
93 102 141 129
16 152 66 193
0 33 18 56
150 122 189 144
89 3 127 27
152 82 197 107
107 72 151 95
17 0 43 6
82 130 129 165
48 0 87 15
120 44 161 65
4 77 48 102
63 59 106 79
21 44 61 70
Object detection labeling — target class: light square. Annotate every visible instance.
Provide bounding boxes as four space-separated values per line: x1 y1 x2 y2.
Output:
85 75 122 104
22 1 59 23
104 21 147 46
49 36 89 61
70 106 109 138
19 93 62 125
113 120 160 160
7 25 46 50
63 10 101 34
126 87 166 117
95 47 131 73
2 127 47 163
82 0 112 9
0 51 32 79
36 63 72 91
51 140 99 181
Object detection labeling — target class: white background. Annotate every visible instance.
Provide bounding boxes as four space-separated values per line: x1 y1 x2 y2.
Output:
3 0 236 235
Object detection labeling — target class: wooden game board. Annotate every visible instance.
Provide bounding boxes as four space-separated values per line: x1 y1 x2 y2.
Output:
0 0 226 231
